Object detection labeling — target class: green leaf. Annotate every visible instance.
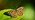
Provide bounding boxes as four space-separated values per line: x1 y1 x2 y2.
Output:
0 9 24 20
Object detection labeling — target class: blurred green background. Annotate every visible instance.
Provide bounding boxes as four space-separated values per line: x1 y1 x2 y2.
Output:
0 0 34 20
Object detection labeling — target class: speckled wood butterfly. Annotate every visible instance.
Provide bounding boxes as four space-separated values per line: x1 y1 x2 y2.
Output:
7 7 24 18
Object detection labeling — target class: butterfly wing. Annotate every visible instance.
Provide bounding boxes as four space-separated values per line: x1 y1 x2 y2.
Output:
8 10 17 18
17 7 24 16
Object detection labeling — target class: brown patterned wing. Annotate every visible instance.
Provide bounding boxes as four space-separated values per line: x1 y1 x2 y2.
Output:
8 10 17 18
17 7 24 16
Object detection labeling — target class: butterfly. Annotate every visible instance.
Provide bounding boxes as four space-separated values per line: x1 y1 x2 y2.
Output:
8 7 24 18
